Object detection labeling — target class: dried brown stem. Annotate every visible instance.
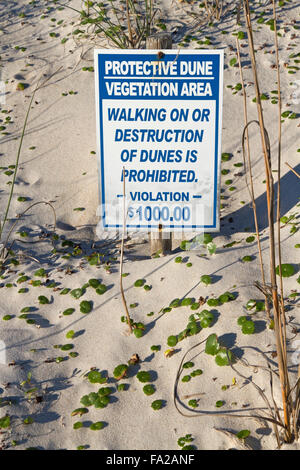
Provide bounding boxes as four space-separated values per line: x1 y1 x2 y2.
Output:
285 162 300 179
173 338 286 429
126 0 134 47
119 167 132 334
242 0 291 440
236 37 270 319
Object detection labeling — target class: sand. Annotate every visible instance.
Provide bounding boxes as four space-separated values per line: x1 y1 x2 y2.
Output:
0 0 299 451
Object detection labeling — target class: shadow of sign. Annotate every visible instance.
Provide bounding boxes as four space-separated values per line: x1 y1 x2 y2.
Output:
225 164 300 232
0 330 34 367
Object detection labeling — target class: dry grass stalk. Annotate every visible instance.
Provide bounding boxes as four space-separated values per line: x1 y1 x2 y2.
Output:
271 0 290 419
242 0 292 441
173 337 287 432
119 167 132 334
285 162 300 179
203 0 223 21
126 0 134 46
236 37 271 320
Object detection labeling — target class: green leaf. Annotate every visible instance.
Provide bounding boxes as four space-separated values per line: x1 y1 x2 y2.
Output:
187 322 201 336
3 315 13 321
197 233 213 245
151 400 163 410
113 364 128 380
136 371 151 383
133 328 143 338
215 348 232 366
17 82 26 91
96 284 107 295
167 335 178 347
237 429 251 439
200 316 214 329
70 288 84 299
181 298 193 306
62 308 75 316
0 415 10 429
215 400 224 408
207 242 217 255
60 344 73 351
73 421 83 430
237 316 247 326
205 334 220 356
80 300 92 314
255 301 265 312
180 240 189 250
178 437 187 447
169 298 181 308
90 421 105 430
80 395 92 407
275 264 295 277
207 298 220 307
71 408 89 417
188 399 198 408
117 383 127 392
98 387 113 397
17 275 29 283
95 395 110 408
242 255 253 262
134 279 145 287
88 278 100 288
241 320 255 335
23 416 34 425
66 330 75 339
237 31 246 39
246 299 256 310
182 361 194 369
143 384 155 396
87 370 106 384
38 295 49 304
34 268 46 277
218 293 229 304
200 275 212 286
191 302 200 310
190 369 203 377
182 375 191 382
60 288 70 295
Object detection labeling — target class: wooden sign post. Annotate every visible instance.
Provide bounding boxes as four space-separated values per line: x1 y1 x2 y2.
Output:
146 33 172 257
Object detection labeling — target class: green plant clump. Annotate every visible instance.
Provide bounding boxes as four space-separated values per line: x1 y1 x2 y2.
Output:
136 371 151 383
80 300 92 314
90 421 105 431
167 335 178 347
113 364 128 380
143 384 155 396
200 275 212 286
276 264 295 278
87 370 107 384
151 400 163 410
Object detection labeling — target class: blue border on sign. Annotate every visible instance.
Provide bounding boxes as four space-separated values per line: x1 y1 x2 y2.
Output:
96 51 223 230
